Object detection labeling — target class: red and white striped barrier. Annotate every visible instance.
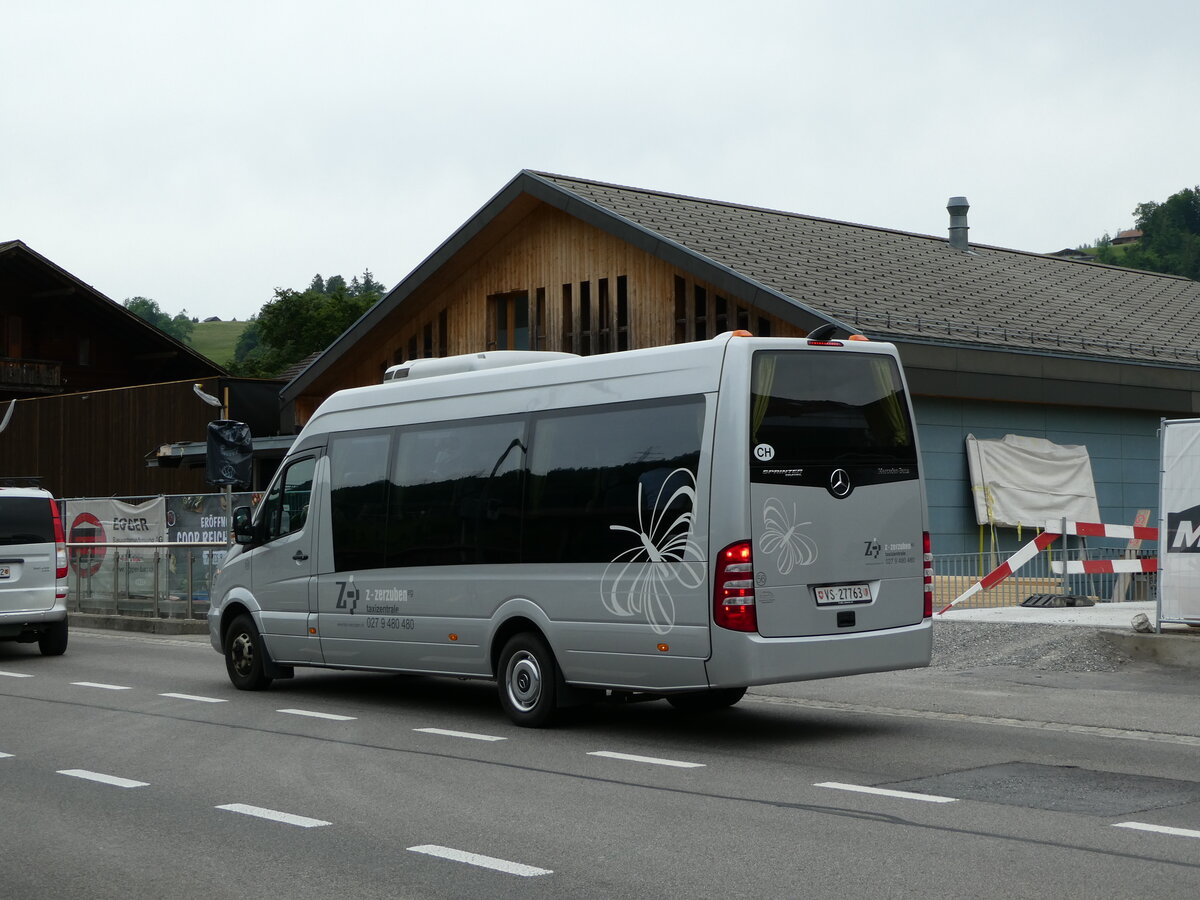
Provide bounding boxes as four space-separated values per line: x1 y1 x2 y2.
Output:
1051 558 1157 575
1044 520 1158 542
937 519 1160 615
937 530 1059 614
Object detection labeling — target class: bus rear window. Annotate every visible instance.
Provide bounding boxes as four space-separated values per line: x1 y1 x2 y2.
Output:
750 351 917 481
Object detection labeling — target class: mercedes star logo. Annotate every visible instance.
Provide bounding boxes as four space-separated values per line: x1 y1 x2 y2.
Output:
829 468 852 498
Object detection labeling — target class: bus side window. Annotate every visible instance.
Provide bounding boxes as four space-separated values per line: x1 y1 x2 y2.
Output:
263 457 316 543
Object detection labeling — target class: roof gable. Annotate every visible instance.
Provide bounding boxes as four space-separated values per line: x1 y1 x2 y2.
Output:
282 171 1200 403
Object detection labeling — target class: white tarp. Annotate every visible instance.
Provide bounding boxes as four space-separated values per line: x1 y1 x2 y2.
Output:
966 433 1100 528
1157 418 1200 624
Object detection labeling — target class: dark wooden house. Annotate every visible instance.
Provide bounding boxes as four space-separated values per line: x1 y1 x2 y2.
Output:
0 240 285 497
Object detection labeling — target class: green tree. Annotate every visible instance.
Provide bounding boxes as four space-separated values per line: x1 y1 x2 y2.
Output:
227 269 385 377
123 296 195 343
1096 186 1200 280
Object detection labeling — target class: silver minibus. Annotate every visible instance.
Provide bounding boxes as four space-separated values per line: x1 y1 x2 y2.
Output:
210 332 932 725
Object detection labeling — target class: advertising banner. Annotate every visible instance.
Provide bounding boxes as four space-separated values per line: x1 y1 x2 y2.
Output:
165 493 254 569
64 497 166 577
1157 418 1200 624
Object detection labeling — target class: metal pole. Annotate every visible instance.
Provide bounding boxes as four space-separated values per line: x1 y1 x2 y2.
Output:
187 551 195 620
152 547 160 618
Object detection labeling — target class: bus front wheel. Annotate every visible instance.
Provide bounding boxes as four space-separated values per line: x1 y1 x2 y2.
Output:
497 633 558 727
224 613 273 691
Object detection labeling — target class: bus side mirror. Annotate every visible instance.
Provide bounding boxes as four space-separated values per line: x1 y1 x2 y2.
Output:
232 506 257 546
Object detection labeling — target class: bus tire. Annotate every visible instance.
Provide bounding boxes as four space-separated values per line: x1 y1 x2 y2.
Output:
224 613 273 691
497 632 558 727
37 619 68 656
666 686 747 712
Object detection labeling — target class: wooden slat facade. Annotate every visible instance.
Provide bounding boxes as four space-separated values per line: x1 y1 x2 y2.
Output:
0 378 285 499
293 203 802 422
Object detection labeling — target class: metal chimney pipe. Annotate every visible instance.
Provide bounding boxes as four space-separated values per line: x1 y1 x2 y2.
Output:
947 196 970 250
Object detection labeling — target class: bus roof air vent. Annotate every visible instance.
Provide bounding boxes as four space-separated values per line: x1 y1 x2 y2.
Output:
383 351 578 384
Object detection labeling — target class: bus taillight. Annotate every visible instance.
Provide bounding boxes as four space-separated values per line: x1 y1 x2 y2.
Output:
923 531 933 618
714 541 757 632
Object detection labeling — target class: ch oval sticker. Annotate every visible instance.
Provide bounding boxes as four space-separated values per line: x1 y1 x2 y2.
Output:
753 443 775 462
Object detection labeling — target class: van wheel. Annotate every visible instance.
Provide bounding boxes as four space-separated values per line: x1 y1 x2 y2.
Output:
37 619 68 656
497 633 558 727
666 687 747 712
224 614 273 691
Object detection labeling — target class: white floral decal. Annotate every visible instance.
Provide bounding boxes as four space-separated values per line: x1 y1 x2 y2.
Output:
761 498 819 574
601 468 703 634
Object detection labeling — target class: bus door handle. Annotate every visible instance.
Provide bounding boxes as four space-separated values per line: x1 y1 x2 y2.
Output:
293 550 309 562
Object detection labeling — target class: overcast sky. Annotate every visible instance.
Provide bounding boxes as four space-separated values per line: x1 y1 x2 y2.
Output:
3 1 1196 322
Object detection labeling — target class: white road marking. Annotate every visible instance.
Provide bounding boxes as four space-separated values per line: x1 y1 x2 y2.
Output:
277 708 357 721
408 845 552 877
414 727 506 742
0 752 13 758
0 670 33 678
160 692 227 703
216 803 331 828
588 750 706 769
58 769 149 788
815 782 957 803
1113 821 1200 840
71 681 132 691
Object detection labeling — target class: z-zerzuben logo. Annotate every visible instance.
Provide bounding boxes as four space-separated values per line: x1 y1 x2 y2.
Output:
1167 504 1200 553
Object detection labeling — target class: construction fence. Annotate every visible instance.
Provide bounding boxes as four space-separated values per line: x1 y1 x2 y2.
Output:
934 545 1156 610
61 492 1154 620
63 492 256 621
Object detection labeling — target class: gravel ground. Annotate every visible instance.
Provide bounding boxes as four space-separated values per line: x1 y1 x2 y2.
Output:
931 621 1134 673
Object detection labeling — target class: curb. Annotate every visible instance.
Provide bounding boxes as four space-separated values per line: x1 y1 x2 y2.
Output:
1096 628 1200 669
69 612 208 636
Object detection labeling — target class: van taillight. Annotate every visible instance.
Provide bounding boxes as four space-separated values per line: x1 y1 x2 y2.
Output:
51 500 68 598
923 531 933 618
714 541 757 632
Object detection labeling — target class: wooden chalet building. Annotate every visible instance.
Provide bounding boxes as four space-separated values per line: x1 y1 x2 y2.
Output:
0 240 284 498
282 171 1200 554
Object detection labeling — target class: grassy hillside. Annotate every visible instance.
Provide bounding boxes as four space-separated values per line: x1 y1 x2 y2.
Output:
189 320 250 367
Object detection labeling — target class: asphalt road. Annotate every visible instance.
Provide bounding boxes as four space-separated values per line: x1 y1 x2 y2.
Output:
1 627 1198 899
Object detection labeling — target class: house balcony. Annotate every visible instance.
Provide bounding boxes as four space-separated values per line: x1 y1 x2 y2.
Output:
0 357 62 393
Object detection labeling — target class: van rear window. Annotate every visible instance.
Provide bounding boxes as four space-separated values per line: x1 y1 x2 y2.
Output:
750 351 917 484
0 498 54 545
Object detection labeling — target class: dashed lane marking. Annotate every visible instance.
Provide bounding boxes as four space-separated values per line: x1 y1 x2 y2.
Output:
277 708 357 721
0 670 33 678
407 845 552 877
1113 821 1200 840
0 752 12 758
160 692 227 703
70 682 132 691
588 751 706 769
815 781 958 803
414 727 506 742
58 769 149 788
216 803 331 828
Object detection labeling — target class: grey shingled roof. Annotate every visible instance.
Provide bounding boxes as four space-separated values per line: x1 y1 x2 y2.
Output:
536 173 1200 367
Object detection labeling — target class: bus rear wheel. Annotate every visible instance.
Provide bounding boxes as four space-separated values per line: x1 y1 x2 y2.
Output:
666 687 747 712
497 633 558 727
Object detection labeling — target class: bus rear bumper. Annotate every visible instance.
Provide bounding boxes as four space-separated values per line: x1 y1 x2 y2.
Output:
705 619 932 688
